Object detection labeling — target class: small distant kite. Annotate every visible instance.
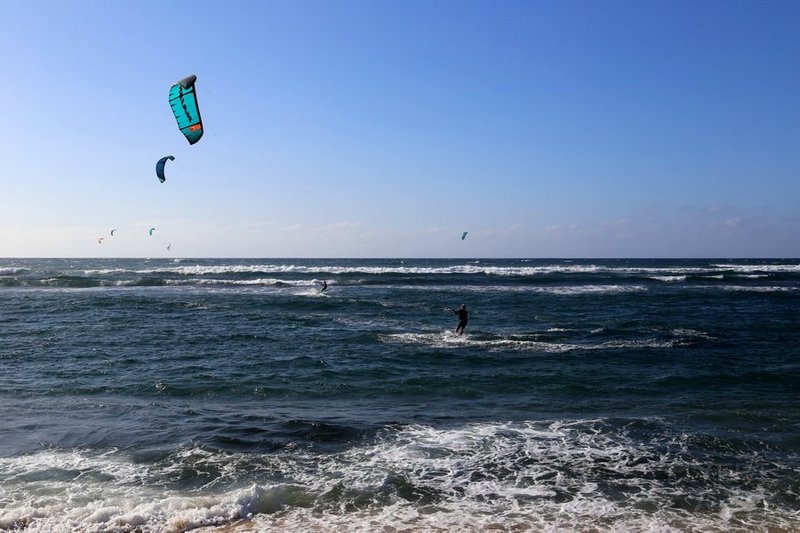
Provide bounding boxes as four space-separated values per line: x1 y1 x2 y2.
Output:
156 156 175 183
461 232 468 240
169 75 203 145
98 237 105 244
149 227 156 236
167 243 172 251
110 229 117 236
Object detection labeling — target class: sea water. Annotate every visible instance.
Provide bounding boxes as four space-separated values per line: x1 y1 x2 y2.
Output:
0 258 798 532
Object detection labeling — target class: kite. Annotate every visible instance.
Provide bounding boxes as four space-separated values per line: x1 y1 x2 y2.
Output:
156 155 175 183
110 229 116 236
168 75 203 145
149 227 156 236
98 237 105 244
461 232 468 240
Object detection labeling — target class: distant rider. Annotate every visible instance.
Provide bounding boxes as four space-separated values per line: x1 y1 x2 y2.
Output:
451 304 469 335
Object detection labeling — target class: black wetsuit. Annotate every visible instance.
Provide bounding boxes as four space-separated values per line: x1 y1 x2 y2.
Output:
455 307 468 334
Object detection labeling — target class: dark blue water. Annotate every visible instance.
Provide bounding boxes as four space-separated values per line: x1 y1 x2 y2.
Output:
1 258 798 531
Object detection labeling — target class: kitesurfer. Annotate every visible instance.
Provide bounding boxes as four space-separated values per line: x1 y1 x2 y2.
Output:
450 304 469 335
320 280 328 293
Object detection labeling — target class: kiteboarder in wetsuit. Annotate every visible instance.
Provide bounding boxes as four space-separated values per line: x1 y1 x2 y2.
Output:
320 280 328 293
450 304 469 335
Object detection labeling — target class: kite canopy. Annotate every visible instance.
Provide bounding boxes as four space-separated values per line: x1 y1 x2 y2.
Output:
169 75 203 145
110 229 116 236
149 227 156 236
156 155 175 183
461 232 468 240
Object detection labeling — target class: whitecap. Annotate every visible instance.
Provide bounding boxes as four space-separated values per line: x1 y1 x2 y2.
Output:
2 423 797 532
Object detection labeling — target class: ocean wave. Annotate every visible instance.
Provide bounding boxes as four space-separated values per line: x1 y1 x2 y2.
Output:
0 276 328 290
382 331 578 352
240 419 799 531
399 284 647 295
2 419 796 532
130 263 609 277
711 263 800 273
719 285 800 293
7 260 800 291
126 262 792 278
650 275 687 282
163 278 320 288
541 284 646 295
82 268 130 275
0 267 28 276
381 331 689 352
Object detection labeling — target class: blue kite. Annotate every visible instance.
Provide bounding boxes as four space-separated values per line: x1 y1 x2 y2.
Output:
156 155 175 183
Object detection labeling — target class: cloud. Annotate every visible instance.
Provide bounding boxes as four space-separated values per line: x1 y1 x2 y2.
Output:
540 223 583 237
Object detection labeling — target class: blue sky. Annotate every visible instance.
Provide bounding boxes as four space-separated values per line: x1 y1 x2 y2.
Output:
1 0 798 258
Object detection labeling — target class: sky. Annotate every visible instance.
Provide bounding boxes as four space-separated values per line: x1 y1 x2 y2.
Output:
1 0 798 258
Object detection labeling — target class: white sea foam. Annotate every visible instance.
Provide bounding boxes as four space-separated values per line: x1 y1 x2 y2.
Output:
382 330 691 352
0 449 293 532
131 263 795 283
124 263 694 278
711 263 800 273
382 331 577 352
1 420 795 532
162 278 318 287
720 285 800 293
82 268 129 275
11 259 800 282
651 275 687 282
543 284 646 295
129 263 584 277
0 267 27 276
400 284 647 295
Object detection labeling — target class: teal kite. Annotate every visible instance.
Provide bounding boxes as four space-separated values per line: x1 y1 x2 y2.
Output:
461 232 468 240
156 155 174 183
168 75 203 145
149 227 156 236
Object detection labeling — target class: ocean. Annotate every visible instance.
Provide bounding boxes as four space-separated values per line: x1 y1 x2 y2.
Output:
1 258 798 532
